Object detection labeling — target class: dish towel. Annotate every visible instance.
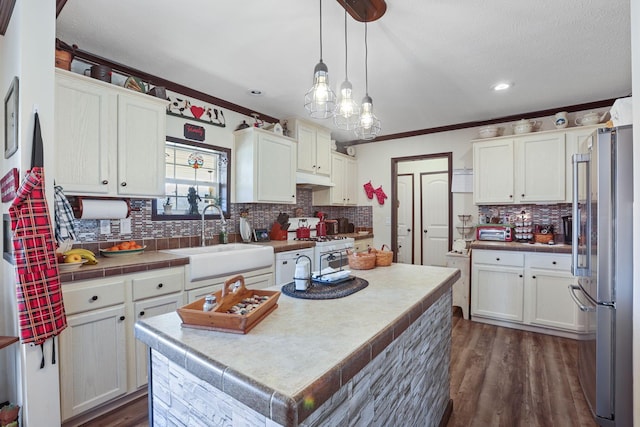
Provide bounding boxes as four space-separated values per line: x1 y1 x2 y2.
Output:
54 184 77 243
9 113 67 367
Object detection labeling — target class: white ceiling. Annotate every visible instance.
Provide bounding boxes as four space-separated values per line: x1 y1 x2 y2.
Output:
55 0 632 143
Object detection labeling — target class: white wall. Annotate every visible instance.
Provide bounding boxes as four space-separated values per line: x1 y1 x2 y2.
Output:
630 0 639 424
0 1 60 426
355 126 475 248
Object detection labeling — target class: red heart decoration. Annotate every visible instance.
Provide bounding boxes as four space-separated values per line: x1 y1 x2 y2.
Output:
190 105 205 119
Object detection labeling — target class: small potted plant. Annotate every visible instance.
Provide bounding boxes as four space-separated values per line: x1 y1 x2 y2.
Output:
0 403 20 427
163 197 172 214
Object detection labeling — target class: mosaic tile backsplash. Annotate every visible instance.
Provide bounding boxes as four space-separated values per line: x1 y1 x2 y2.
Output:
477 204 572 240
74 188 373 243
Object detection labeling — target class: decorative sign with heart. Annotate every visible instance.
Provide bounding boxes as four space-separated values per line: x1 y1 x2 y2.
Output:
190 105 205 119
166 94 226 128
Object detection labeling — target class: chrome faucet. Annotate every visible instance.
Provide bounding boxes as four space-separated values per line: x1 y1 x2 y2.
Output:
201 204 227 246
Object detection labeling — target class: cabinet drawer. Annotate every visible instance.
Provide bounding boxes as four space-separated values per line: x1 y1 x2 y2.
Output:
526 253 571 271
132 268 184 301
63 279 126 315
472 250 524 267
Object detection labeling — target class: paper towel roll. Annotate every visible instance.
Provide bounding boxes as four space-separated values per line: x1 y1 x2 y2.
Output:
77 198 129 219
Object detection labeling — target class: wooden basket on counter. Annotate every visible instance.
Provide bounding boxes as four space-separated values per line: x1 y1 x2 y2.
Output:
533 233 554 244
177 275 280 334
346 249 376 270
371 244 393 267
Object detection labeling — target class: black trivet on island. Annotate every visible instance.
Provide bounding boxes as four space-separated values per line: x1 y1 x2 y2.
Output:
281 277 369 300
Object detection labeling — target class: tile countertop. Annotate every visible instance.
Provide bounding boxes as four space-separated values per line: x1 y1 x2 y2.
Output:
470 240 572 254
59 234 375 283
134 263 459 426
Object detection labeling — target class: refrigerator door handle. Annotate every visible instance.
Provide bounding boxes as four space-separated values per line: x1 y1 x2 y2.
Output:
572 153 591 276
568 284 596 312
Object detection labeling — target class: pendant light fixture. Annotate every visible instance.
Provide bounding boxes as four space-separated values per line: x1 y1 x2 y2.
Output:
334 10 360 130
305 0 336 119
354 21 381 140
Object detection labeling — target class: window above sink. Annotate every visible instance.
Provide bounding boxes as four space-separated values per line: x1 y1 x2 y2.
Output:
151 137 231 221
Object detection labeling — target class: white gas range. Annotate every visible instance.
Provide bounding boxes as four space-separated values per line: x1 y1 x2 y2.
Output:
287 217 354 271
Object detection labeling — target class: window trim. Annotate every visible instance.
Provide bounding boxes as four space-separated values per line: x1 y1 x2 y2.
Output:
151 136 232 221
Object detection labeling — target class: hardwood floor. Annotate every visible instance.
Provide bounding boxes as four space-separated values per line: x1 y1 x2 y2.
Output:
447 310 597 427
82 310 596 427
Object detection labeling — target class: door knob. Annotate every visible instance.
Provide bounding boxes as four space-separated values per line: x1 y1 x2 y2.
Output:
407 228 411 232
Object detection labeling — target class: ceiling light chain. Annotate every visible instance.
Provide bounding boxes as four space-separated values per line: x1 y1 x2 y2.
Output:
355 21 381 140
305 0 336 119
334 9 360 130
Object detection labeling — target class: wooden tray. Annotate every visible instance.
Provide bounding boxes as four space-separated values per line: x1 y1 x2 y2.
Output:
177 275 280 334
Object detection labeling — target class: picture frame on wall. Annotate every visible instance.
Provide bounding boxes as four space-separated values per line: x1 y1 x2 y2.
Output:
4 76 19 159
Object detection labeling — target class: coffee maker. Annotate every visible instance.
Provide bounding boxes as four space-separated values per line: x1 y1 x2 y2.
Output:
562 215 572 244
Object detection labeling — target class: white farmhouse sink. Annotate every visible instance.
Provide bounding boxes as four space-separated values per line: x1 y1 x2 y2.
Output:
162 244 274 282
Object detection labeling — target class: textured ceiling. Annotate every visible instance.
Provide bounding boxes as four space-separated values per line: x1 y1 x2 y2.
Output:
55 0 631 143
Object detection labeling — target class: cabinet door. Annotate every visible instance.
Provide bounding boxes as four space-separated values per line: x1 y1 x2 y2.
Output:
354 238 373 252
516 133 566 202
527 270 585 331
473 139 514 204
256 133 296 203
296 122 316 174
344 157 358 205
315 129 332 177
55 71 116 195
59 305 127 420
330 154 347 205
471 264 524 321
117 93 167 197
134 293 184 388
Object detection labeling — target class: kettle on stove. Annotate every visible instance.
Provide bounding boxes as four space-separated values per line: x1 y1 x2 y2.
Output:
316 215 327 237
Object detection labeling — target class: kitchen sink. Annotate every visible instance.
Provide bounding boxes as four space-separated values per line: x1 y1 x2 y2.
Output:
162 244 274 282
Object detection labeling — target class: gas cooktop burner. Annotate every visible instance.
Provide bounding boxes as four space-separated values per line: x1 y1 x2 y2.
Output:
294 236 347 242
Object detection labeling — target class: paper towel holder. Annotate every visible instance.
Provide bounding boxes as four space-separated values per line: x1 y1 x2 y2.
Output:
67 196 131 219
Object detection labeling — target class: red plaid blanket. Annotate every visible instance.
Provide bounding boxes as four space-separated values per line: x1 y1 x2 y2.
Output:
10 166 67 345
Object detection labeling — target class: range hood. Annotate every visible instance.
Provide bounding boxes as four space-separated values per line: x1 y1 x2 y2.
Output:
296 172 335 188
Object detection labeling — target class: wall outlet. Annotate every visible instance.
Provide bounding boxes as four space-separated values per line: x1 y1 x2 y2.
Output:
120 218 132 235
100 220 110 234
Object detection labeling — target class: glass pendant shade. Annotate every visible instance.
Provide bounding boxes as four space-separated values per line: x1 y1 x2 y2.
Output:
334 79 360 130
305 0 336 119
354 95 381 140
305 60 336 119
354 21 381 140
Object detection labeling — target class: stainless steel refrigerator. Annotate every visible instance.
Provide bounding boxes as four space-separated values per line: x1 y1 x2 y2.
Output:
568 125 633 427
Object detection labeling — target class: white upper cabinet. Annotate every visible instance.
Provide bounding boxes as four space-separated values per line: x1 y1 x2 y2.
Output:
234 127 297 204
473 139 515 204
472 126 603 205
55 69 167 197
312 152 358 206
287 118 332 177
515 133 566 203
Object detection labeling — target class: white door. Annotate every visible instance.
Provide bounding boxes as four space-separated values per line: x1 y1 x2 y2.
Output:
421 172 449 266
396 174 413 264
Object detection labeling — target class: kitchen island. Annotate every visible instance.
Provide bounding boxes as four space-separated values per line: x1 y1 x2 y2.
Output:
135 263 459 426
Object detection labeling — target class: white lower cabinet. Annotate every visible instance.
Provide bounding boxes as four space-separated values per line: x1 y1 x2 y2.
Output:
471 251 524 322
525 254 585 331
353 238 373 253
59 277 128 421
471 250 585 336
59 267 185 421
133 293 184 388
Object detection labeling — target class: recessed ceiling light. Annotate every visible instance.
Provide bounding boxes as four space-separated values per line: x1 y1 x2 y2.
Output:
492 82 513 91
248 89 263 96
